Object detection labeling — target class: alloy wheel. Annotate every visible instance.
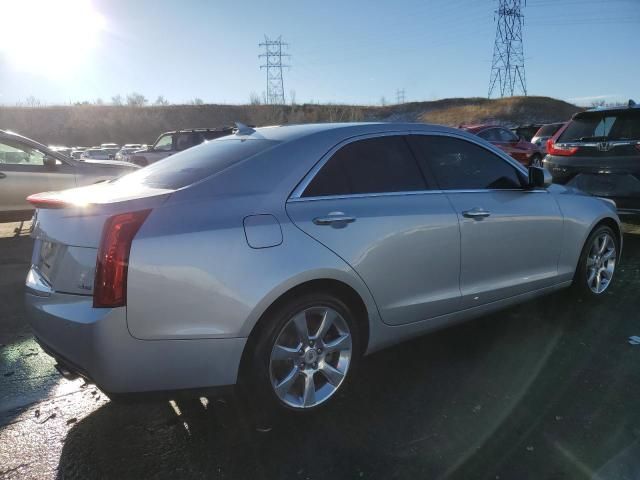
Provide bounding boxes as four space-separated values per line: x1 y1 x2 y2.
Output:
269 306 352 409
586 232 616 294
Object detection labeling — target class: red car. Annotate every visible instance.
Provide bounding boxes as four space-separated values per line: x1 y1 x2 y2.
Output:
460 124 544 167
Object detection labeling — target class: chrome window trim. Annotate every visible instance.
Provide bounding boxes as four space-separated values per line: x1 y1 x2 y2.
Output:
288 129 533 202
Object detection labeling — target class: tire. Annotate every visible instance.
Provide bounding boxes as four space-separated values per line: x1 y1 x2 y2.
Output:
572 225 619 298
531 154 543 167
243 292 361 414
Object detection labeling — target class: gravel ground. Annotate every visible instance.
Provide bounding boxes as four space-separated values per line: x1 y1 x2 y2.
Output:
1 220 640 480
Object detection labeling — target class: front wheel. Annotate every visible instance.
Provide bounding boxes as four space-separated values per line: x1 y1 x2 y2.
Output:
247 293 360 413
572 225 618 297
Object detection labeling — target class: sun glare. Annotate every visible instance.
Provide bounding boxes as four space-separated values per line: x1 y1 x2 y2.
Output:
0 0 106 77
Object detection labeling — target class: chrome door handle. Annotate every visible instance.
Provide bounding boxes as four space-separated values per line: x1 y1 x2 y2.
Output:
462 208 491 219
313 213 356 226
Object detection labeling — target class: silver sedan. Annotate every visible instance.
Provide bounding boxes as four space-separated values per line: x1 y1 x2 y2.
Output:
25 122 621 412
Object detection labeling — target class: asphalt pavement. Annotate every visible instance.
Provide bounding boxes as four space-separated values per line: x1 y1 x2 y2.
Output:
1 220 640 480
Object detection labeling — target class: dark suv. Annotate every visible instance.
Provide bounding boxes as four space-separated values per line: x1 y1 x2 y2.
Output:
127 127 234 166
545 102 640 214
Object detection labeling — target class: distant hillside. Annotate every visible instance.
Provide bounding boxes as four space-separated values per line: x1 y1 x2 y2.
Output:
0 96 581 147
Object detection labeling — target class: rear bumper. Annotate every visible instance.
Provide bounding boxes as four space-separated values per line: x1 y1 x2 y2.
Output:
25 285 247 394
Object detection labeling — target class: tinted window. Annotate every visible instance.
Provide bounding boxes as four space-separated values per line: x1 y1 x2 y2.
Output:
558 111 640 142
175 133 202 151
535 123 564 137
303 136 426 197
408 135 523 190
117 138 277 189
498 128 518 142
478 128 500 142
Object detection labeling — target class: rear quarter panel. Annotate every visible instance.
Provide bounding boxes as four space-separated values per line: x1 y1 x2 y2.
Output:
125 194 381 341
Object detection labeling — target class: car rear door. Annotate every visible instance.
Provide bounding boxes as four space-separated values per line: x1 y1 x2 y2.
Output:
408 133 563 309
0 140 76 213
286 133 462 326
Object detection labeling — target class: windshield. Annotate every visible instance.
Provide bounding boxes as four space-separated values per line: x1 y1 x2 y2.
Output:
559 112 640 142
117 138 277 189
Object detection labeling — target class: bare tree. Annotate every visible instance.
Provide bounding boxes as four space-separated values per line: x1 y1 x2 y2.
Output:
111 94 123 106
380 96 387 107
154 95 169 106
591 99 606 108
94 98 104 106
25 96 41 107
126 92 148 107
249 92 262 105
289 89 297 106
191 97 204 105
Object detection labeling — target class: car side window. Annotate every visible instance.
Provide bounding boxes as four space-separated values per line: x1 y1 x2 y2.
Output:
498 128 518 142
302 136 427 197
0 141 46 166
176 133 202 151
153 134 173 151
408 135 523 190
478 128 500 142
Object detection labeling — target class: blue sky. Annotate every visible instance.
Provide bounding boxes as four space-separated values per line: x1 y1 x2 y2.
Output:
0 0 638 106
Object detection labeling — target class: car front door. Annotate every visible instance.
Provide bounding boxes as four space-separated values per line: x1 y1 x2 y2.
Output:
286 134 462 326
408 133 563 309
0 140 76 214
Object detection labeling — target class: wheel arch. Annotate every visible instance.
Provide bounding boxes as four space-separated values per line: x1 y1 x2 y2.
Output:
238 278 372 381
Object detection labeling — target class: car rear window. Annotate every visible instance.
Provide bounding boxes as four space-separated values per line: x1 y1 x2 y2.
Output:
117 138 278 189
558 111 640 142
535 123 563 137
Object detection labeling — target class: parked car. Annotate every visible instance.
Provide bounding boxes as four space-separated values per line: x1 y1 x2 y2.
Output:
48 146 72 157
127 127 234 166
25 123 621 413
531 122 566 154
0 130 138 222
100 143 120 150
460 124 544 166
69 147 87 159
115 144 145 161
545 101 640 215
81 147 120 161
511 124 544 142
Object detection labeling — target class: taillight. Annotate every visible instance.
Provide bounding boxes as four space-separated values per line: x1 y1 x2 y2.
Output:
547 139 579 156
94 209 151 308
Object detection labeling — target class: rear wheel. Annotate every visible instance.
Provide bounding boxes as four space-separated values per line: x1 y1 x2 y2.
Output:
531 154 543 167
572 225 618 297
246 293 360 414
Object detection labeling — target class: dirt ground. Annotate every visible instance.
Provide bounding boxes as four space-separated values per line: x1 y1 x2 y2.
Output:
1 220 640 479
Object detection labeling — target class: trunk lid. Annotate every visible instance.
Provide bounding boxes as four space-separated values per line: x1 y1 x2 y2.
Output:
29 181 172 295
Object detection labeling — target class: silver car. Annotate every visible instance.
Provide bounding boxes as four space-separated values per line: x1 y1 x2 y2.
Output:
25 123 621 412
0 130 139 223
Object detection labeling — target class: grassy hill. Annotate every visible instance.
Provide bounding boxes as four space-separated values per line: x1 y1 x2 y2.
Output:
0 96 581 147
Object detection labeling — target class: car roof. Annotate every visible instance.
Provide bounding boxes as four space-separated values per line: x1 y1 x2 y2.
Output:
457 124 499 134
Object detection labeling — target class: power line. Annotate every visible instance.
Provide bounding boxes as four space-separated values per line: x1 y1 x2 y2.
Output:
259 35 290 105
396 88 406 104
488 0 527 98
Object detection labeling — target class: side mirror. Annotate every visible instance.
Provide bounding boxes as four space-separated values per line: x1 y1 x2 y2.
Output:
43 155 57 168
528 165 552 188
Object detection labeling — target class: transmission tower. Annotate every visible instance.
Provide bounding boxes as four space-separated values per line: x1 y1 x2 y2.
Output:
488 0 527 98
396 88 406 104
259 35 290 105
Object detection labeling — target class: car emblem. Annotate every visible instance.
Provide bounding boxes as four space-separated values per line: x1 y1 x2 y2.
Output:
597 141 611 152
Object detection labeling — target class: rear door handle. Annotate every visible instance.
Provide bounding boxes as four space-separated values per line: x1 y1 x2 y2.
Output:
462 208 491 219
313 212 356 226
